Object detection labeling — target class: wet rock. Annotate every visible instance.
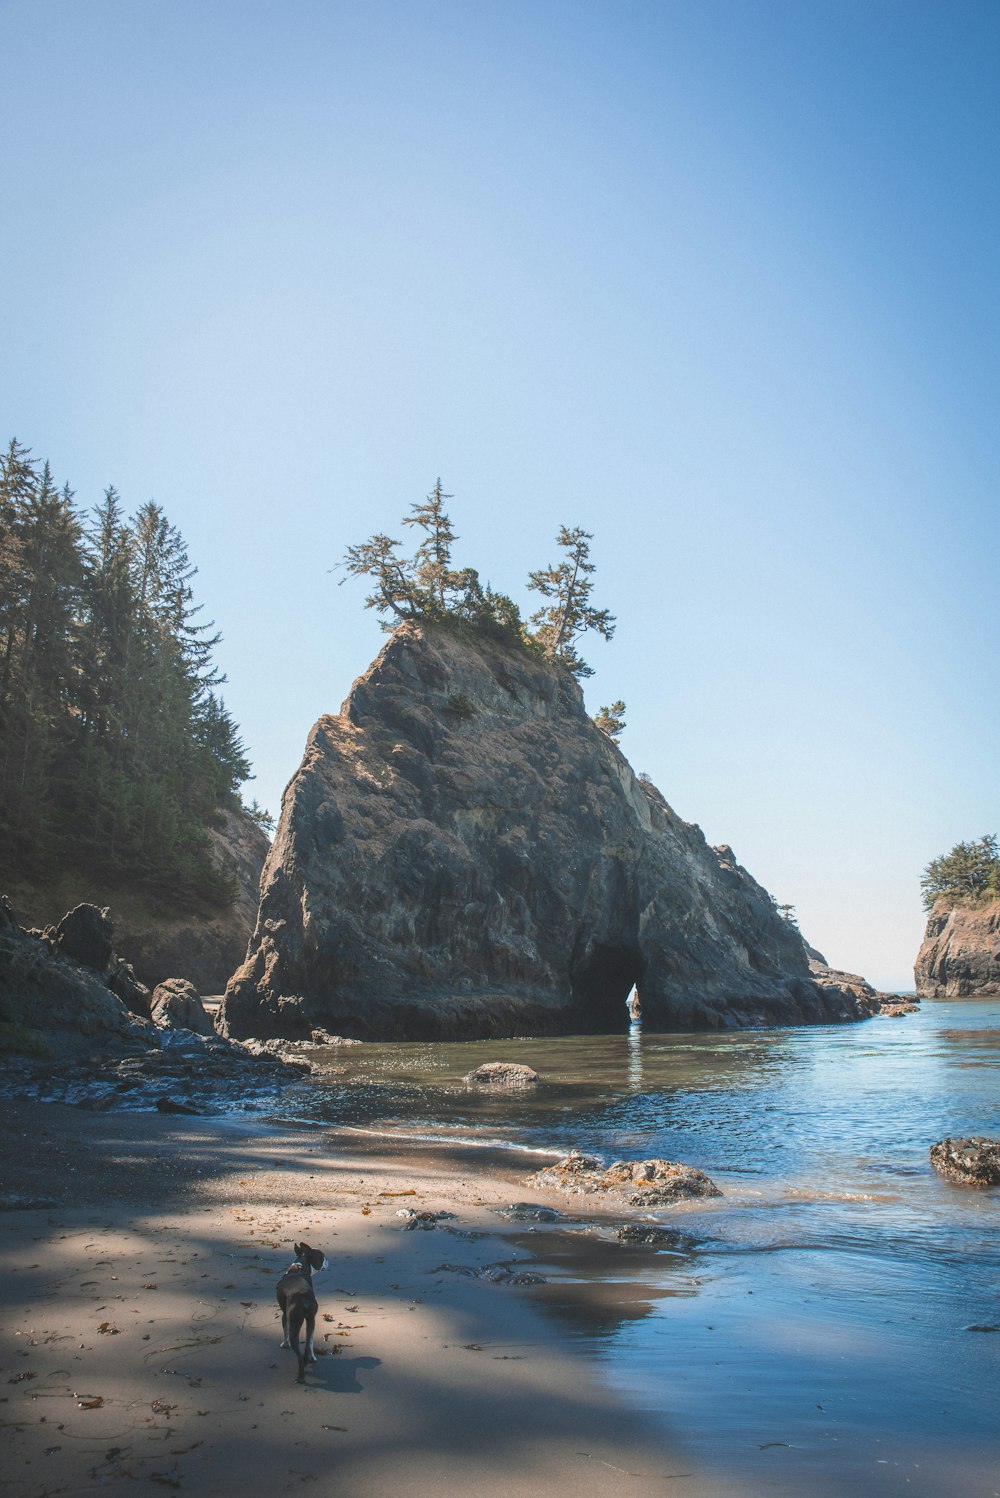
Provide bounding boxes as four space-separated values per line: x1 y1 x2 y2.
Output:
0 1193 59 1211
150 978 214 1036
532 1151 721 1204
497 1202 564 1222
396 1209 457 1230
310 1028 363 1045
615 1224 689 1247
930 1136 1000 1187
107 956 152 1018
878 999 920 1017
155 1095 200 1115
464 1061 539 1086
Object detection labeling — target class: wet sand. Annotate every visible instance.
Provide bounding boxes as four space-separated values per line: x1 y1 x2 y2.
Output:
0 1099 709 1498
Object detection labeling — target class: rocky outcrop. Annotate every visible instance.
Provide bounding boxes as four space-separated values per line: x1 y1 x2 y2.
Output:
915 899 1000 996
6 807 270 996
0 899 155 1057
221 623 876 1041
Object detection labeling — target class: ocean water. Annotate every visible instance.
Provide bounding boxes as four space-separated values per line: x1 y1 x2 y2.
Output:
291 1000 1000 1497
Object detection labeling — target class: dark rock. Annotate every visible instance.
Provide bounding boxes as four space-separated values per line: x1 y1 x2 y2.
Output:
309 1028 363 1045
616 1224 689 1247
150 978 215 1036
221 623 875 1041
808 959 880 1017
107 956 152 1019
54 904 114 973
464 1061 539 1086
930 1137 1000 1187
497 1203 565 1222
155 1095 201 1114
915 899 1000 997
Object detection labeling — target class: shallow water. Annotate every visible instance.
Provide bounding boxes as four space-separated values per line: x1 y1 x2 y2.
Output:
292 1001 1000 1496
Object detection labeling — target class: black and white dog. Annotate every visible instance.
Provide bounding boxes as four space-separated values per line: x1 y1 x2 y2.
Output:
276 1241 329 1382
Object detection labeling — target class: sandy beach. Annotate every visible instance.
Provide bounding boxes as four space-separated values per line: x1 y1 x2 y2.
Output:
0 1098 717 1498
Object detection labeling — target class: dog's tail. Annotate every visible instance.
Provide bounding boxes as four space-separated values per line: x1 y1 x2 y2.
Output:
288 1304 308 1383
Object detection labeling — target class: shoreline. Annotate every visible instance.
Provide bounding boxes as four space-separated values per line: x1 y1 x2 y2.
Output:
0 1097 715 1498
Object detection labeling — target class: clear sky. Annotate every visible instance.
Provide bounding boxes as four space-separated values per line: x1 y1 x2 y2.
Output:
3 0 998 990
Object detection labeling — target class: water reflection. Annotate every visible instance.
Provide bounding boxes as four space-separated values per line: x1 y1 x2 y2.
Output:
626 1022 644 1092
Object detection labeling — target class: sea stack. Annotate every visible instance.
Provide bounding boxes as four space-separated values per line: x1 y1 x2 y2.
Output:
221 623 874 1040
915 898 1000 996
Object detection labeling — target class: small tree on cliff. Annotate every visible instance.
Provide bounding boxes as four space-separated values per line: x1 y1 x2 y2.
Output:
402 479 456 614
340 482 524 643
921 835 1000 911
594 700 626 743
526 525 615 677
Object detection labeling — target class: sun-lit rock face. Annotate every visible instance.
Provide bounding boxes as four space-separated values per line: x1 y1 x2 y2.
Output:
915 899 1000 996
220 623 874 1041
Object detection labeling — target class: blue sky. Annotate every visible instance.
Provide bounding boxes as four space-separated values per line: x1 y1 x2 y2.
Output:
3 0 997 989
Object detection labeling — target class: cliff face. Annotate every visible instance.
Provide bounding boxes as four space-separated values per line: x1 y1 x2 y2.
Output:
7 807 269 995
221 624 874 1041
915 899 1000 996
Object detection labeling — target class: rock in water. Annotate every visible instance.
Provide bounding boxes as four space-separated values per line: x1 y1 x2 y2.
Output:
220 623 877 1041
532 1153 722 1203
915 899 1000 996
930 1137 1000 1187
464 1061 540 1086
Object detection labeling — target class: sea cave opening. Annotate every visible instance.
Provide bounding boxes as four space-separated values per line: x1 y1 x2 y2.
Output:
571 941 644 1031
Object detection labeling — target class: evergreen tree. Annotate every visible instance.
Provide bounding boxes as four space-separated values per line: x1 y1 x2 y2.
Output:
594 700 626 743
402 479 457 615
0 438 254 908
526 525 615 677
921 835 1000 911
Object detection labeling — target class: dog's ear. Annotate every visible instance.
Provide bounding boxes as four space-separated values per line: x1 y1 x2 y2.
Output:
293 1241 306 1259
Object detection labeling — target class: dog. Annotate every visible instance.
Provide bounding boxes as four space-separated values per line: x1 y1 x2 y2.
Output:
276 1241 329 1382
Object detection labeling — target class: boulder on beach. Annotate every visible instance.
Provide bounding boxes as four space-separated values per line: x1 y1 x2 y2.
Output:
930 1137 1000 1187
464 1061 539 1086
532 1150 721 1203
150 978 215 1036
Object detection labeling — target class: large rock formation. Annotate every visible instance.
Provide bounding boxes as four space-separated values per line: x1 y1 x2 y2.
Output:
6 806 270 996
915 898 1000 996
221 624 876 1041
0 898 155 1056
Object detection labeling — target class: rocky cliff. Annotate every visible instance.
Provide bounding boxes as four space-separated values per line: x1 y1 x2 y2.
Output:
915 899 1000 996
221 624 875 1041
6 807 269 995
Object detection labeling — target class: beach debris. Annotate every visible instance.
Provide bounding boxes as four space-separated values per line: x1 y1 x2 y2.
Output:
155 1096 200 1115
531 1151 721 1204
964 1324 1000 1333
463 1062 539 1087
930 1136 1000 1187
76 1395 105 1409
396 1208 456 1230
0 1193 59 1210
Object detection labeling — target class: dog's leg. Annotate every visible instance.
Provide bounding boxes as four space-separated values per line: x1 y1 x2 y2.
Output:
280 1306 290 1349
289 1304 307 1383
305 1311 317 1364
